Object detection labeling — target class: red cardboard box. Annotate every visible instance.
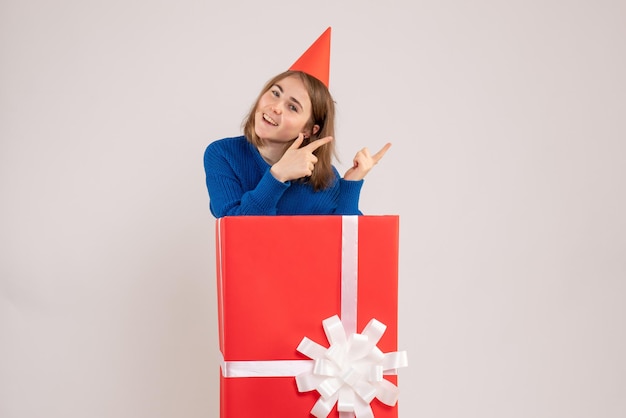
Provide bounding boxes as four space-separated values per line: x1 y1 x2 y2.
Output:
216 215 401 417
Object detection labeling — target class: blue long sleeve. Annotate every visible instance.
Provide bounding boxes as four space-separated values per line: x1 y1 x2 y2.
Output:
203 136 363 217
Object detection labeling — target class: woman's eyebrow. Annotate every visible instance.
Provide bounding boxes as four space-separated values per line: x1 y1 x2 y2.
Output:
289 96 303 110
273 83 304 110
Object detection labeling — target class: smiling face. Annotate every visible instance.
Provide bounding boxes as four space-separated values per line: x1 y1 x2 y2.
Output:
254 75 316 145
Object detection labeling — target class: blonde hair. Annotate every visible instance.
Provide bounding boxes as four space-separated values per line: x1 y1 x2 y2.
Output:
242 70 337 191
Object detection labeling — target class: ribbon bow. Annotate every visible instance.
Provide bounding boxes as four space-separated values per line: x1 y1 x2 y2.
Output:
295 315 408 418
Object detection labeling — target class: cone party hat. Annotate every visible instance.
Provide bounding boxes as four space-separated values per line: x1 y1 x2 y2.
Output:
289 27 331 87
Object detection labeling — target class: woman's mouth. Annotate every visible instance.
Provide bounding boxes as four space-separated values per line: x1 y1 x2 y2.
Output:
262 113 278 126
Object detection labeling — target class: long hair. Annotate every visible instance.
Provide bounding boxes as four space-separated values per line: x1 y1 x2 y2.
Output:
242 70 336 191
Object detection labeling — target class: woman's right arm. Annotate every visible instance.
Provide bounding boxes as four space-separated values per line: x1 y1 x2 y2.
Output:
203 142 289 217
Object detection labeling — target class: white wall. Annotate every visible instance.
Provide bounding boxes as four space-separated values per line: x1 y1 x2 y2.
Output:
1 0 625 417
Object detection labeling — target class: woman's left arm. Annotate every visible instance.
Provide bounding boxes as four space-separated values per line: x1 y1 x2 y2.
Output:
342 143 392 181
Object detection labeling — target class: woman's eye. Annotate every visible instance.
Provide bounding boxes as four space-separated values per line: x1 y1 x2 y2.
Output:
271 90 280 97
289 104 298 112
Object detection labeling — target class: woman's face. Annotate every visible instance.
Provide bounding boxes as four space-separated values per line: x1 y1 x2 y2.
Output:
254 75 313 144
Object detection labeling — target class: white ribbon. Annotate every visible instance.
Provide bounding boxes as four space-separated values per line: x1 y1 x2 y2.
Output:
294 216 409 418
219 215 408 417
295 315 408 418
220 355 313 377
341 216 359 335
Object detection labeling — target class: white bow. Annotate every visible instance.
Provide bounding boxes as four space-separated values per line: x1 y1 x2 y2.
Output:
295 315 408 418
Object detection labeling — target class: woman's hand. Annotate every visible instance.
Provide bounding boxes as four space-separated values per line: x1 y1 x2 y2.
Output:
270 133 333 183
343 142 392 181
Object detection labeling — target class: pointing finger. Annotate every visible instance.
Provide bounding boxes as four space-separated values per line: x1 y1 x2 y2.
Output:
372 142 392 163
303 136 333 151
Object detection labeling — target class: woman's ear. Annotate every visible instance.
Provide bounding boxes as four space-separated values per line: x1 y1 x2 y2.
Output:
312 124 320 136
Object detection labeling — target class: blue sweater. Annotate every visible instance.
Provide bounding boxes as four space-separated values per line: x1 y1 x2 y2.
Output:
204 136 363 217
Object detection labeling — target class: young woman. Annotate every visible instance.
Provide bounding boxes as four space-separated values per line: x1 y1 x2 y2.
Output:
203 70 391 218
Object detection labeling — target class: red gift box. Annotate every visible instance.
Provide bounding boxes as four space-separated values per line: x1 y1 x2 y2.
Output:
216 215 404 417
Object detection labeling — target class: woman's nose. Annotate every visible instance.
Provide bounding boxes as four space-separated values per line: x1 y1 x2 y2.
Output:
270 102 283 114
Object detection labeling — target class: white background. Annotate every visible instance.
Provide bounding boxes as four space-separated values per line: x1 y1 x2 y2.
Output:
1 0 625 417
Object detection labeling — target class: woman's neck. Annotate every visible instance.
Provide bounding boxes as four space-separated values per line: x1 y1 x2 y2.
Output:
257 141 285 165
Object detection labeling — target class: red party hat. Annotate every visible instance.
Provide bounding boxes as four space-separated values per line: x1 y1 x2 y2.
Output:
289 27 331 87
